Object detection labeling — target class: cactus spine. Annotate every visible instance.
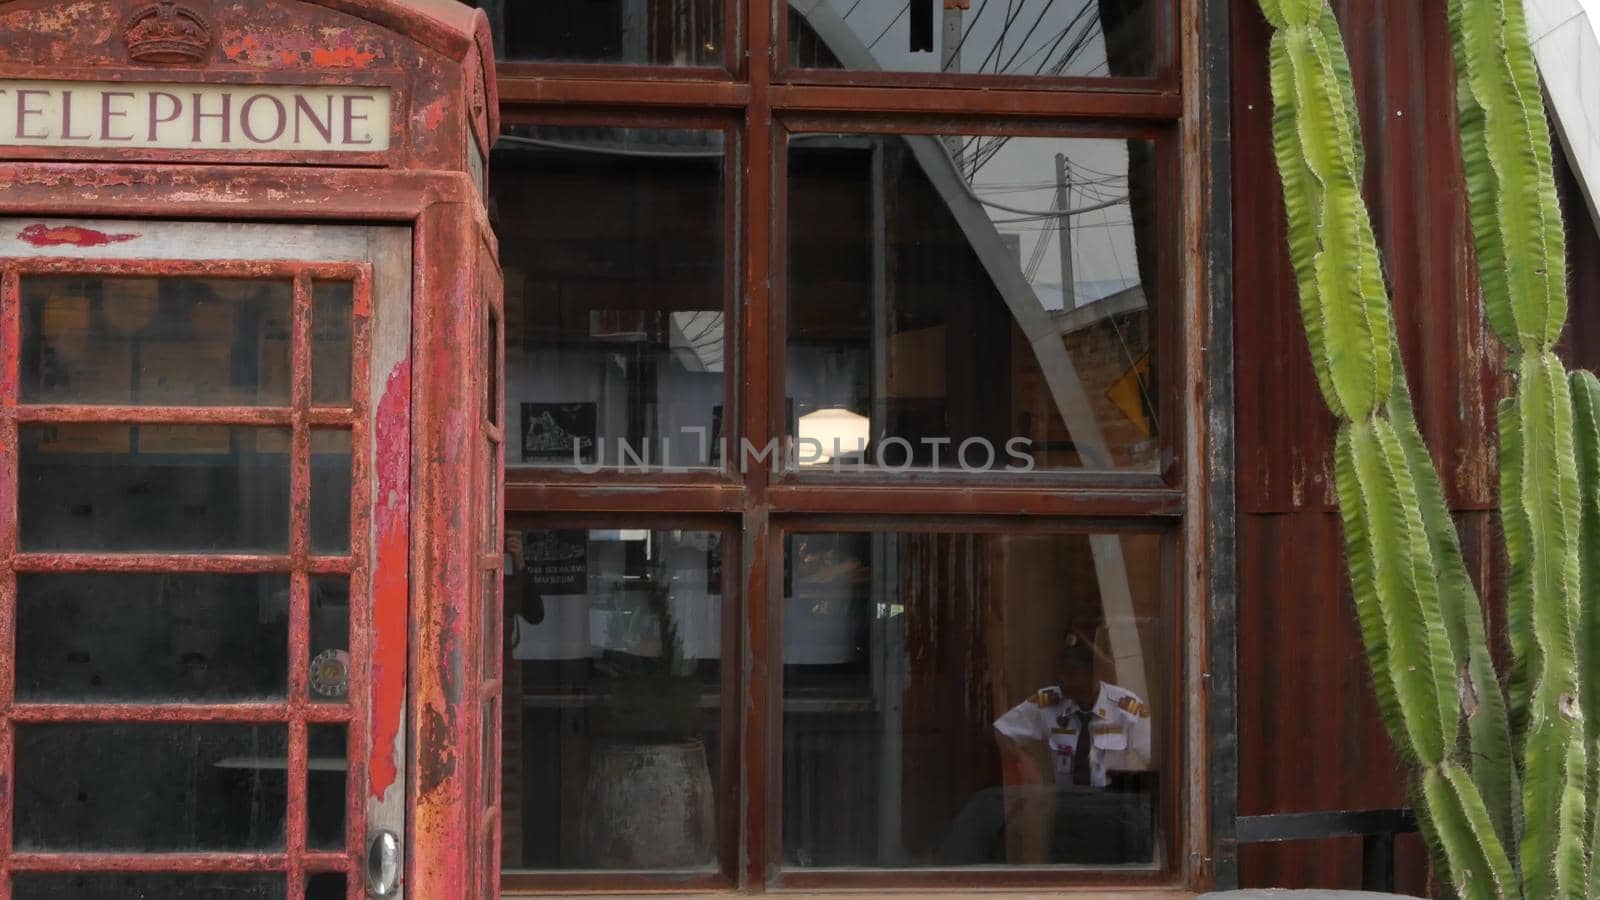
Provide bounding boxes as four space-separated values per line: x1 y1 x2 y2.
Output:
1257 0 1599 896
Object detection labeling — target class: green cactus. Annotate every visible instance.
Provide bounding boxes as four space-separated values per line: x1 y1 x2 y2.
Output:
1257 0 1597 896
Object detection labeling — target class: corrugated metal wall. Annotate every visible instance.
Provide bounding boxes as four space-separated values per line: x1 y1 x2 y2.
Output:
1230 0 1600 888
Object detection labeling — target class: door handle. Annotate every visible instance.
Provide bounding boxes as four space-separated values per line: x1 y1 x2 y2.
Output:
367 829 400 897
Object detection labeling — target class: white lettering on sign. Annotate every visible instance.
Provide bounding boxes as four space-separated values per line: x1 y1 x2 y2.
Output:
0 81 392 152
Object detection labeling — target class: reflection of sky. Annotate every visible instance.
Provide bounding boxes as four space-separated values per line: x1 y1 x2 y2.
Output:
965 136 1141 310
821 0 1110 77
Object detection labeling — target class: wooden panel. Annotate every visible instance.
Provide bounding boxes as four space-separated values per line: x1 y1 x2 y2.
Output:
1231 0 1600 890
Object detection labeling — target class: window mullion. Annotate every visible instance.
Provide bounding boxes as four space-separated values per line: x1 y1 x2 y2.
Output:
741 0 778 886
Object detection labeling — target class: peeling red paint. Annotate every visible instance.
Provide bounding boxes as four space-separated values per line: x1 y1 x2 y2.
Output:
370 358 410 800
221 33 262 62
17 224 137 247
419 97 448 130
312 44 380 67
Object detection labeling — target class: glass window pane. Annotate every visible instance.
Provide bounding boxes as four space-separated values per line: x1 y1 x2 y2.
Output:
307 724 348 850
15 723 288 852
789 0 1162 79
487 307 502 427
309 576 351 705
495 126 726 472
305 873 345 900
16 573 290 702
312 282 354 406
311 428 353 555
787 134 1160 474
18 425 291 552
502 527 722 871
782 530 1166 868
486 0 723 66
20 276 293 406
483 698 498 812
14 874 286 900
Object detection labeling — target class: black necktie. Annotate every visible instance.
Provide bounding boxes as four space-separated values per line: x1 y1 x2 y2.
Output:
1073 710 1095 786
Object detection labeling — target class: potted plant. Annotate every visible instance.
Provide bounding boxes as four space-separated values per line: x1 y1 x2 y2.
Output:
579 562 715 869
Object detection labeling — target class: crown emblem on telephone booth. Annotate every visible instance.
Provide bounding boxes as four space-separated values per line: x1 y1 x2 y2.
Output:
123 0 214 65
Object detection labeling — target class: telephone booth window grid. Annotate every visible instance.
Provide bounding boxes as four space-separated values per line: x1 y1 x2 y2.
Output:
0 258 376 900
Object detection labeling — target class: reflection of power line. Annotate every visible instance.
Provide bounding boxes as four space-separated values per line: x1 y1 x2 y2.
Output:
866 3 911 51
976 192 1128 218
1001 218 1134 231
973 175 1126 191
997 0 1062 75
498 134 725 159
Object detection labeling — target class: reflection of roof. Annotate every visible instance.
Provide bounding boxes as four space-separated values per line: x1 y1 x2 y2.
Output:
670 311 725 373
1051 285 1147 336
1529 0 1600 229
1034 278 1143 312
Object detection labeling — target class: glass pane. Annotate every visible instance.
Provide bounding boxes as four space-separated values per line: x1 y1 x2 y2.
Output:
782 530 1165 868
502 528 722 871
312 282 354 406
14 874 286 900
487 0 723 66
18 425 291 552
495 126 726 471
787 134 1160 473
305 873 345 900
482 698 497 812
15 723 288 852
307 725 348 851
309 576 351 704
311 429 353 555
487 306 501 426
484 568 499 681
485 440 500 554
16 573 290 702
788 0 1161 79
20 276 293 407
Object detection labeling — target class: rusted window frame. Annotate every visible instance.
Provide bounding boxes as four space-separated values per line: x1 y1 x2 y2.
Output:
492 0 1227 893
0 257 376 900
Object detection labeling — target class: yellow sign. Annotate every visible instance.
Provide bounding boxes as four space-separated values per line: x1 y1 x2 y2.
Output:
1107 353 1153 438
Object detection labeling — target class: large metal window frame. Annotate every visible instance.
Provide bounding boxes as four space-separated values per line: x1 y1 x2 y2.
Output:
492 0 1235 893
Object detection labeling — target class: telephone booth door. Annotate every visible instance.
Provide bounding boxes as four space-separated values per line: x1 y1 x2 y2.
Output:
0 218 413 900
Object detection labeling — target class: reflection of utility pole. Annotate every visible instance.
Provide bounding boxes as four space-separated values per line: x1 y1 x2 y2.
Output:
622 0 647 62
1056 152 1076 310
942 3 964 162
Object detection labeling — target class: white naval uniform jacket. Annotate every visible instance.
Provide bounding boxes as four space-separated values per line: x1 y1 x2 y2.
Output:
993 682 1152 788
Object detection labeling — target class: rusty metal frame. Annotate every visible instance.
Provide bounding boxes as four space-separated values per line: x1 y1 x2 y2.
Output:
0 255 376 899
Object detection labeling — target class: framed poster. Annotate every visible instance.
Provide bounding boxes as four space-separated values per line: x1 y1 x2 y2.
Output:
521 401 597 464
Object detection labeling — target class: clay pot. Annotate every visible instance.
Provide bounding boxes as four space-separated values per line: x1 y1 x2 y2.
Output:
580 738 716 869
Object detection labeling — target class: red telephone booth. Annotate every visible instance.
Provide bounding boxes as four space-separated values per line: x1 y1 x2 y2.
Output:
0 2 501 897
